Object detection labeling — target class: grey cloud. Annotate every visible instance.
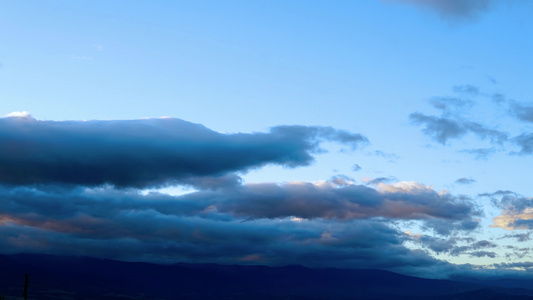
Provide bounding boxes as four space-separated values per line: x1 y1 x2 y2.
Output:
418 236 458 254
210 181 480 230
366 177 394 186
422 218 479 236
471 240 497 249
512 133 533 155
470 251 497 258
512 219 533 229
481 190 532 212
465 122 507 144
410 113 467 144
510 102 533 123
0 183 458 274
455 177 475 185
453 85 480 95
388 0 494 20
352 164 362 171
480 190 533 230
0 179 480 254
180 173 243 190
429 97 474 113
479 190 518 199
502 233 531 242
410 113 507 144
416 237 495 256
494 262 533 271
0 116 367 188
460 148 495 160
329 175 354 186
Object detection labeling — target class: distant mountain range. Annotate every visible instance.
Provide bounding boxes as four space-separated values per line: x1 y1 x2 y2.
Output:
0 254 532 300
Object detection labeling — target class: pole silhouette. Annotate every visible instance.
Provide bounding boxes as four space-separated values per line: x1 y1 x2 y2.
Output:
23 274 29 300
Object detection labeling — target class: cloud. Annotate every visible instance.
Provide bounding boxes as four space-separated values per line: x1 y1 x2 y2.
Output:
409 84 514 149
215 180 479 226
455 177 475 185
493 262 533 271
512 133 533 155
0 175 483 277
387 0 494 21
0 182 464 275
510 102 533 123
4 111 32 118
413 236 496 257
369 150 400 162
0 116 367 188
429 97 474 114
469 251 497 258
410 113 507 145
0 179 480 244
501 233 531 242
480 191 533 230
352 164 362 171
452 85 480 95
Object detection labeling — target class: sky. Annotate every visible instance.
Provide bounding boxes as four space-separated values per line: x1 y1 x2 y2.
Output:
1 0 533 279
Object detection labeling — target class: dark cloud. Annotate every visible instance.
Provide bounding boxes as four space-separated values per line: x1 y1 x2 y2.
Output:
414 237 496 256
0 176 482 274
0 182 466 275
470 251 497 258
422 218 479 236
512 219 533 229
455 177 475 185
0 116 367 188
482 190 531 211
502 233 531 242
199 180 480 235
505 246 532 260
410 113 507 145
417 236 459 254
388 0 494 20
493 262 533 271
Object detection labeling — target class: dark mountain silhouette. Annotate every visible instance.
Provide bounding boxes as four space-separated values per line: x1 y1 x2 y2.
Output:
0 254 531 300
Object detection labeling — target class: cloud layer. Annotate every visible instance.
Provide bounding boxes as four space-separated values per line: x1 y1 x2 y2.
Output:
0 114 524 277
0 115 483 275
0 116 367 188
0 178 478 275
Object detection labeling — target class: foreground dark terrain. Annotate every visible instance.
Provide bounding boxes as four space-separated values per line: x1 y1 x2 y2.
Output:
0 254 532 300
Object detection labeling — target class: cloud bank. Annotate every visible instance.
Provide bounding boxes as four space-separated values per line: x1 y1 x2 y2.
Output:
0 116 367 188
0 115 488 276
0 178 478 275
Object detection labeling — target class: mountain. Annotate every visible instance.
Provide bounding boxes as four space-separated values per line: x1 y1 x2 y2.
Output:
0 254 531 300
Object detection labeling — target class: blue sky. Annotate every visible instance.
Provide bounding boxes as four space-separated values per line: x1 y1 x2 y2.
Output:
2 0 533 278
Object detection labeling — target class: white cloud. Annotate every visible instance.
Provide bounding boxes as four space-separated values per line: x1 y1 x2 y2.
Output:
4 111 32 118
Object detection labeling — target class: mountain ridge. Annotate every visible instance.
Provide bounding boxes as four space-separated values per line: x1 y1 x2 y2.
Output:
0 253 531 300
